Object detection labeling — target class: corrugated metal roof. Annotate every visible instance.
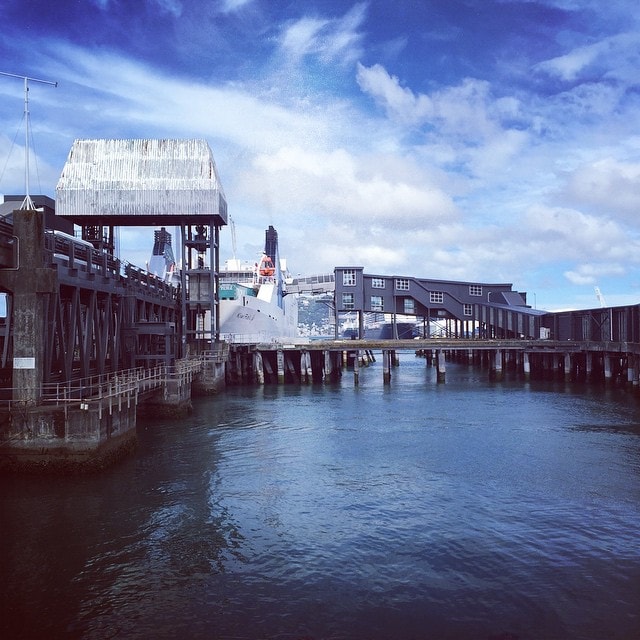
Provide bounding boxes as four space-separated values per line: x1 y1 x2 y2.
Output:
55 139 227 224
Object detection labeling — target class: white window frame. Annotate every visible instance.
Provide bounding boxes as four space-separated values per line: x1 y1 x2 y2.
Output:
342 292 355 310
469 285 482 296
404 298 415 314
430 291 444 304
371 295 384 312
342 269 357 286
463 303 473 316
395 278 410 291
372 278 385 289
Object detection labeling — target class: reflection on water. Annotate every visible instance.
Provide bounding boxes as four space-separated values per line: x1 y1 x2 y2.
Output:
2 355 640 640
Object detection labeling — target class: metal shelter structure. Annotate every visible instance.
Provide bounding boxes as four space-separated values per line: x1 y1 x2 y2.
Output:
55 139 228 354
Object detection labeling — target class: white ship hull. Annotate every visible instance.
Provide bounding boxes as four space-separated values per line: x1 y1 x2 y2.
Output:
219 290 298 343
218 224 300 343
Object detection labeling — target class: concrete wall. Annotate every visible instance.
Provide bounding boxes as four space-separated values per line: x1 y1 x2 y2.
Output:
0 400 137 473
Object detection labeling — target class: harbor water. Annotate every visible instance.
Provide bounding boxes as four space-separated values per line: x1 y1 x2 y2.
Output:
2 353 639 640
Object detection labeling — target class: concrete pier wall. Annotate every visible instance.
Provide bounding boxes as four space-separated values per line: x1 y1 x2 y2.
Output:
0 400 137 473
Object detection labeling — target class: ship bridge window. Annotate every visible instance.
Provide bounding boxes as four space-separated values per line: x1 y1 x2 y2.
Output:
342 269 357 286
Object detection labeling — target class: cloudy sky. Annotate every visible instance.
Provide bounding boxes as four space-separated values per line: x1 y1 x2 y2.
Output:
1 0 639 310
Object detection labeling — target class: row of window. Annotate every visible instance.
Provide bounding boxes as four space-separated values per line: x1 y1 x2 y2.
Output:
342 270 483 297
342 292 473 316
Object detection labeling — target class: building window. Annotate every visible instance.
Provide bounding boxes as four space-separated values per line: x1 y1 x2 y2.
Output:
342 293 355 310
372 278 385 289
430 291 443 304
463 303 473 316
404 298 415 314
342 269 357 286
469 285 482 296
371 295 384 312
396 278 409 291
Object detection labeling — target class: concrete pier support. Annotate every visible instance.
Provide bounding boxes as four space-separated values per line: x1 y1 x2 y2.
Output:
586 352 593 380
323 350 332 382
254 352 264 384
564 353 572 381
1 382 138 473
301 350 312 383
437 350 446 383
493 350 503 380
353 350 360 386
383 350 391 385
627 355 636 386
523 352 531 379
276 349 285 384
604 353 613 381
0 209 56 406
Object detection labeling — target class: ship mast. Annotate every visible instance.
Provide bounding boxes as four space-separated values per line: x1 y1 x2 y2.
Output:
0 71 58 210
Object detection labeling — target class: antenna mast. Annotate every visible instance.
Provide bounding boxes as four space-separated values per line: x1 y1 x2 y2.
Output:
0 71 58 210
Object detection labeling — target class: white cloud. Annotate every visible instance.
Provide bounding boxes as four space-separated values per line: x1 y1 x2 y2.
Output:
355 63 433 125
564 263 625 286
244 146 457 228
356 64 514 139
42 42 343 153
0 133 59 200
220 0 253 13
152 0 183 18
278 3 366 66
356 63 530 183
521 205 640 281
562 158 640 221
536 32 640 84
280 17 329 59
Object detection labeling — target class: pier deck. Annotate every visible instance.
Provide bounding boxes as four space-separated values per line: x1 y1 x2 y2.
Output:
225 337 640 387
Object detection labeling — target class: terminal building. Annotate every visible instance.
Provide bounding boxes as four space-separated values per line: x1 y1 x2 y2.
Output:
334 266 544 340
334 266 640 344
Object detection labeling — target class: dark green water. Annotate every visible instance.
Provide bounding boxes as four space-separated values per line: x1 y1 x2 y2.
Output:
2 354 639 639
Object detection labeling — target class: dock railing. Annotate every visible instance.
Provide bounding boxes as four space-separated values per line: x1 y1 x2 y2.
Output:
0 359 209 410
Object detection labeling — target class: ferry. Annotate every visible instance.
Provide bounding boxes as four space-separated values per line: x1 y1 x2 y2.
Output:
148 224 299 343
218 225 299 343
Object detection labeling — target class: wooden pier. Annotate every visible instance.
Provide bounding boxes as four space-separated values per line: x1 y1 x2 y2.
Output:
225 338 640 387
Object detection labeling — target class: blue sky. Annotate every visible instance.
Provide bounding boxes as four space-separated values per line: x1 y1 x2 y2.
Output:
0 0 639 311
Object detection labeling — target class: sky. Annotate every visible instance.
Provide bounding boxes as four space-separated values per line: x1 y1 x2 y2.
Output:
0 0 639 311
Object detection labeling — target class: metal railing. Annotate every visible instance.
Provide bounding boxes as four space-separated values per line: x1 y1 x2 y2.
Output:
0 359 208 410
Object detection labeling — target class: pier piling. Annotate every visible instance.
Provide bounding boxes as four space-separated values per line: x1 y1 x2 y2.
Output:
383 349 391 384
437 350 446 383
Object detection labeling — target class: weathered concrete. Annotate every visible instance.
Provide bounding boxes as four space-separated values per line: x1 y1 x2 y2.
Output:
0 400 137 473
0 209 56 406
